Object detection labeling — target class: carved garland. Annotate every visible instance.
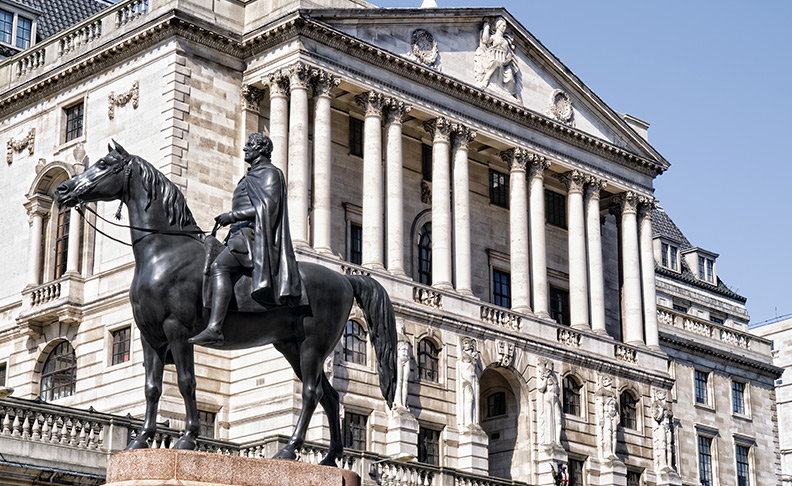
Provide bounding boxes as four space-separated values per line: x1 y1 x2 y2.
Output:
549 89 574 125
108 80 139 119
410 29 439 67
6 127 35 164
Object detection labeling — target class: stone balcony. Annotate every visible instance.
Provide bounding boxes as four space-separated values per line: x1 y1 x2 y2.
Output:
17 274 84 338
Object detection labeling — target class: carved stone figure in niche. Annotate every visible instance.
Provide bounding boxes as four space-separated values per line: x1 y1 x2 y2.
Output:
652 389 675 472
595 376 619 460
537 360 561 445
409 29 439 68
459 338 480 428
474 17 520 100
394 319 412 411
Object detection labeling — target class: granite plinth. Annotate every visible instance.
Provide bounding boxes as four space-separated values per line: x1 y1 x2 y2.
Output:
104 449 360 486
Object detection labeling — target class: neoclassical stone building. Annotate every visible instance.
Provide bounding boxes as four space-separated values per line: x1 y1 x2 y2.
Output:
0 0 779 485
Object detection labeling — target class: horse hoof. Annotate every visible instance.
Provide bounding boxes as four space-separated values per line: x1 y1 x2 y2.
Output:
126 437 150 450
273 448 297 461
319 456 339 467
174 437 197 450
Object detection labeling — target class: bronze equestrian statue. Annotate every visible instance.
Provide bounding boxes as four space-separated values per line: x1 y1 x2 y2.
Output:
56 136 397 466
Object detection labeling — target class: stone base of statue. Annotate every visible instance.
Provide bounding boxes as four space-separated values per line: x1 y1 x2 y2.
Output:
386 407 419 458
587 456 626 486
535 443 567 486
457 425 489 475
103 449 360 486
653 467 682 486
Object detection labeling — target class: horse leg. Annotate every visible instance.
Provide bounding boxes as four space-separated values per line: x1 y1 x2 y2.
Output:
167 321 200 450
318 374 343 466
127 335 165 449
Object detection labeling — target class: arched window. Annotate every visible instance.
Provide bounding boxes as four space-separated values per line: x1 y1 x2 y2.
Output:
620 390 638 429
343 321 367 365
417 223 432 285
41 341 76 401
562 375 582 416
417 339 439 382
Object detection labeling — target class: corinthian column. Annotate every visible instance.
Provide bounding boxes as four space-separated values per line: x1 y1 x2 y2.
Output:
266 72 289 175
562 170 589 329
529 155 551 317
639 197 660 349
618 192 644 345
423 118 454 290
23 195 50 287
502 148 530 312
312 70 339 254
385 100 411 277
356 91 387 269
585 177 607 335
286 63 312 246
452 124 476 295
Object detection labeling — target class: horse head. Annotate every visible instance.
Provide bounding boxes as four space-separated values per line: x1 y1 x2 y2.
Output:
57 140 133 208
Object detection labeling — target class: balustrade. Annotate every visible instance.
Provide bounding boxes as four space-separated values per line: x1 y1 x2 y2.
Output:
656 307 752 349
480 305 522 331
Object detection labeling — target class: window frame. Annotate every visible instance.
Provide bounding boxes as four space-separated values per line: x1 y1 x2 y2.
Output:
734 442 752 486
626 469 642 486
697 435 715 486
0 6 35 49
417 425 441 466
40 341 77 402
492 267 511 308
567 457 585 486
488 169 509 209
349 222 362 265
417 338 439 383
545 189 566 229
660 241 679 271
417 222 432 285
110 325 132 366
694 369 712 408
0 362 6 387
343 411 368 451
349 116 364 158
549 286 570 326
64 101 85 144
732 380 749 417
562 375 582 417
343 320 368 366
343 202 362 266
620 390 639 430
485 391 507 419
53 204 70 280
198 409 216 439
421 143 432 182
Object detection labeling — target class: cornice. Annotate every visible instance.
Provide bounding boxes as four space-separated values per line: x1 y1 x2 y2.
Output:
655 263 746 303
660 330 781 377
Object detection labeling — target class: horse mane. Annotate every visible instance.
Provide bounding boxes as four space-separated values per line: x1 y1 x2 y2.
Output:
130 155 196 229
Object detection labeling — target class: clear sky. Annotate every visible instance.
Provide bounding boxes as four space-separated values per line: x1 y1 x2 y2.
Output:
372 0 792 325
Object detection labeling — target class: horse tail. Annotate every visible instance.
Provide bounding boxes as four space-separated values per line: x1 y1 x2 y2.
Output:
346 275 396 408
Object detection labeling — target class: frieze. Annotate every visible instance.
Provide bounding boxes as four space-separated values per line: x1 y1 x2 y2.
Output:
409 29 439 68
108 80 139 119
6 127 35 164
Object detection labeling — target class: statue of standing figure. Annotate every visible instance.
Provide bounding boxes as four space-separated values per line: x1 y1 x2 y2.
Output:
652 389 675 472
459 338 480 428
537 360 561 446
393 319 411 411
473 17 520 99
595 376 619 460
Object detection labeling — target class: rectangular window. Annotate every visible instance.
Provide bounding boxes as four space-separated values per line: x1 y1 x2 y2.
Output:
0 10 12 44
545 190 566 228
670 245 678 270
421 144 432 181
706 258 714 282
698 436 713 485
661 242 669 267
486 391 506 418
492 268 511 308
698 256 714 282
732 381 746 415
417 427 440 465
343 412 367 450
710 316 724 325
626 471 641 486
349 117 363 157
489 169 508 208
673 304 688 313
65 102 84 143
568 459 584 486
736 444 750 486
54 205 70 279
198 410 215 439
349 223 362 265
549 287 570 326
16 16 31 49
111 327 131 365
695 370 709 405
0 363 6 387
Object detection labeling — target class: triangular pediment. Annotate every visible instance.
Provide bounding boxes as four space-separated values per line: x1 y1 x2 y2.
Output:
304 7 665 165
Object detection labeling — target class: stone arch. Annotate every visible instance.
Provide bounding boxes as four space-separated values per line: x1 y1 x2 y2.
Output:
409 209 431 282
35 338 76 401
560 370 585 418
27 161 75 197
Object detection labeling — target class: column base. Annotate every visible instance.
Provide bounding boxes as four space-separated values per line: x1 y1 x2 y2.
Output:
587 457 626 486
653 467 682 486
386 408 419 458
457 425 489 475
592 328 611 337
535 444 567 486
314 247 337 257
292 239 312 250
362 262 386 272
432 281 453 291
388 268 408 279
512 305 532 314
571 323 591 331
535 310 551 319
625 339 644 347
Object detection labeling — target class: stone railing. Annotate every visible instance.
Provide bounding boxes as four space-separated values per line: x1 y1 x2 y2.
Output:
29 280 62 306
372 460 437 486
413 286 443 308
58 19 103 57
657 307 755 350
1 403 106 449
454 471 529 486
480 304 522 331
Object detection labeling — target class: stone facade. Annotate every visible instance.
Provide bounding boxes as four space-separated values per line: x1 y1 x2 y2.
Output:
0 0 779 485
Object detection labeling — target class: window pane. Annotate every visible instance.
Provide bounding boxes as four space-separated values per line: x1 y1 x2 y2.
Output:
198 410 215 439
695 370 708 405
661 242 668 267
562 376 581 416
0 363 6 387
736 445 750 486
343 412 367 450
488 169 508 208
549 287 570 326
16 16 31 48
698 436 713 485
0 10 12 44
626 471 641 486
343 321 366 365
732 381 745 415
417 223 432 285
417 427 440 465
620 391 637 429
41 341 76 402
350 223 362 265
54 205 70 279
486 391 506 418
545 190 566 228
492 269 511 308
698 256 705 280
568 459 584 486
418 339 438 382
349 117 363 157
111 327 131 365
421 144 432 181
670 246 678 270
706 259 714 282
65 103 84 142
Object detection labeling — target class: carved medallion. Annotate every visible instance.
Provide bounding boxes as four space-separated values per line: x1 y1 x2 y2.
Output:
410 29 439 67
549 89 574 125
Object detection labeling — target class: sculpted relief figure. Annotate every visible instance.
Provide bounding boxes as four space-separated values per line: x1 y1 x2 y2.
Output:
394 319 412 411
474 17 521 100
459 338 480 429
652 389 675 472
537 360 562 445
595 376 619 461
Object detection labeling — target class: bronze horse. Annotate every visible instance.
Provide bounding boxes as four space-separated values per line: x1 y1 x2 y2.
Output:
56 142 396 465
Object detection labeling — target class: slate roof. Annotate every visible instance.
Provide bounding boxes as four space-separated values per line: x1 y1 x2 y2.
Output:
652 208 691 248
15 0 112 41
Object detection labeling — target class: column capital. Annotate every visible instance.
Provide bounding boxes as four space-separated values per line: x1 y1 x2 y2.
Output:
613 191 640 216
266 71 290 97
23 193 52 218
286 62 313 90
584 176 607 201
312 69 339 98
638 195 658 219
423 117 453 143
355 91 387 117
528 153 550 179
452 124 477 151
241 84 265 113
559 170 586 194
384 99 412 125
500 147 529 172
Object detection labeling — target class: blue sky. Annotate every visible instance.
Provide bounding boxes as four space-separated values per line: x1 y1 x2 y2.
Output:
373 0 792 324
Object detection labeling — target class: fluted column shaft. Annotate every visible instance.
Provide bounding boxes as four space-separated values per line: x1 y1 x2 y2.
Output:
287 63 311 245
424 118 453 289
563 170 589 328
529 156 551 317
619 192 644 344
66 208 81 274
357 92 387 269
502 148 530 311
452 125 475 295
585 178 607 334
640 199 660 349
312 71 338 254
385 101 411 276
266 73 290 176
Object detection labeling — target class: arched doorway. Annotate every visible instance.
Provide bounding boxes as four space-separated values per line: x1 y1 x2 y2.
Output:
479 368 519 479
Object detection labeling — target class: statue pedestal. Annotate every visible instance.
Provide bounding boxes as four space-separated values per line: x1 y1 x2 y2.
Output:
535 444 567 486
103 449 360 486
457 425 489 475
587 457 626 486
386 408 419 458
654 468 682 486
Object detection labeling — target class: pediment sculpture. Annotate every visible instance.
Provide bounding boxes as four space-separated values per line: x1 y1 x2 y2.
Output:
474 17 521 101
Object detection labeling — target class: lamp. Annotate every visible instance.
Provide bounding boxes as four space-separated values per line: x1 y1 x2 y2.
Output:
368 453 415 486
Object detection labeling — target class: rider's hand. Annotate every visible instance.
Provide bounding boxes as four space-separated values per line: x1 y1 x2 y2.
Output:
215 212 235 227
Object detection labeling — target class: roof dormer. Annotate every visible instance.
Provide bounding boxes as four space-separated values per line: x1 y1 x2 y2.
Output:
0 0 40 55
654 237 682 273
682 247 719 285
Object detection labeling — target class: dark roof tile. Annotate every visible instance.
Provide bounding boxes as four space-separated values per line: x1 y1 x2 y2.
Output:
16 0 112 41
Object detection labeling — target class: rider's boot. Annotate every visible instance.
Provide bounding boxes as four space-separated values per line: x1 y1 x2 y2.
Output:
189 271 232 346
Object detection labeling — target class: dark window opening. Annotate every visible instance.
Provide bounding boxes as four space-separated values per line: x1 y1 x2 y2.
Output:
65 103 84 143
421 144 432 181
489 169 508 208
343 321 367 365
620 391 638 429
549 287 570 326
545 190 566 228
698 436 713 486
736 444 750 486
562 376 582 416
695 370 708 405
198 410 216 439
349 117 363 157
732 381 746 415
111 327 131 365
492 268 511 308
417 222 432 285
350 223 362 265
417 339 439 382
343 412 367 451
54 205 70 279
417 426 440 465
568 459 584 486
41 341 76 402
486 391 507 418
